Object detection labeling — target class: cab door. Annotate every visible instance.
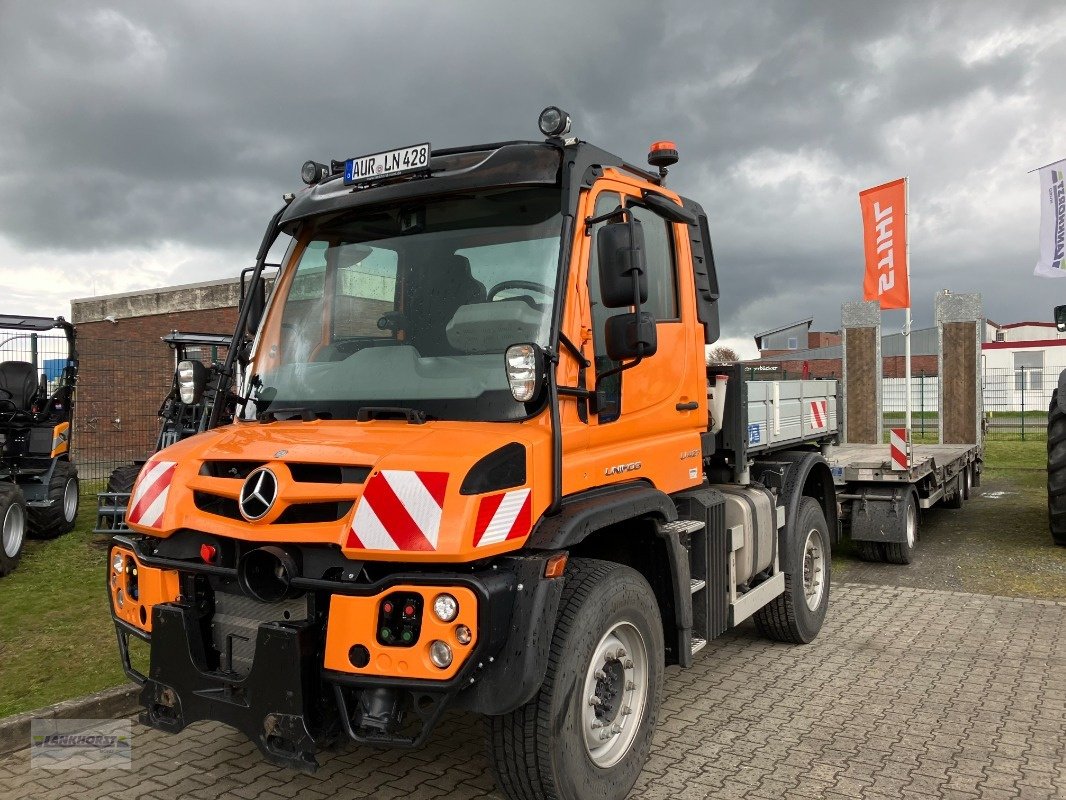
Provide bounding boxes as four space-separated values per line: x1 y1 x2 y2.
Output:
568 176 707 496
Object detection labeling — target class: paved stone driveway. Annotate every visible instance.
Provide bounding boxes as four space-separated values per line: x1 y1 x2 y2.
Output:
3 584 1064 799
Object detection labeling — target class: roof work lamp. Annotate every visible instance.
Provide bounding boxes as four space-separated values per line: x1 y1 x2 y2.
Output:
177 360 210 405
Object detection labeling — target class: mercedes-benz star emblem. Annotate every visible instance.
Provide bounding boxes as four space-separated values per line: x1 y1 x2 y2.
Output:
239 467 278 521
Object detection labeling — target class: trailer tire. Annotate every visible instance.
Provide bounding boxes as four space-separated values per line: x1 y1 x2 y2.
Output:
27 461 79 539
754 497 830 644
883 492 919 564
0 484 29 577
486 557 663 800
854 541 885 562
1048 390 1066 546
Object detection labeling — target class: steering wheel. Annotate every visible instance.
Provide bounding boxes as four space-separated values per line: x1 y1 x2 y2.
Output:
487 280 554 302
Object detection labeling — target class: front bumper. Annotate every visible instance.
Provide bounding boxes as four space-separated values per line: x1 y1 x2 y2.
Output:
109 535 563 770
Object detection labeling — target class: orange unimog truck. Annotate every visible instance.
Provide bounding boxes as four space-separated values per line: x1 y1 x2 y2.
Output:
108 108 838 800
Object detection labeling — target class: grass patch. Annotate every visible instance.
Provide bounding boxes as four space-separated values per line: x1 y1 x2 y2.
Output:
0 494 130 718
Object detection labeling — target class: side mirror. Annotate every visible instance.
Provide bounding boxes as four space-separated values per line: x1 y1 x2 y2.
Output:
177 360 210 405
605 312 657 361
240 266 267 334
596 218 647 309
504 343 546 403
1055 305 1066 333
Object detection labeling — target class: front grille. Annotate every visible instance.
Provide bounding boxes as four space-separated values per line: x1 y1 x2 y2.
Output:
289 463 370 484
193 491 353 524
210 590 308 676
194 491 242 521
199 461 265 479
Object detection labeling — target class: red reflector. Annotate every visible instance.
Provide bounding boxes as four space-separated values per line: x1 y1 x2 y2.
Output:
650 140 677 152
200 543 217 563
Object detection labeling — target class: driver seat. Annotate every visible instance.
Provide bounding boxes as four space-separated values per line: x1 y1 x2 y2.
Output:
408 255 486 356
0 361 39 414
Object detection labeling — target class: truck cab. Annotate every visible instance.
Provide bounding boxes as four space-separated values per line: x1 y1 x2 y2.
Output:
108 109 835 800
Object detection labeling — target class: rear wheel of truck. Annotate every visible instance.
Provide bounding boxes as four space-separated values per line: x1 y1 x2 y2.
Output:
487 558 664 800
0 484 28 577
1048 390 1066 546
27 461 78 539
883 491 919 564
755 497 830 644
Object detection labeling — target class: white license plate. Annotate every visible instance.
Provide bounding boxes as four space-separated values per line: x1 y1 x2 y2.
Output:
344 143 430 185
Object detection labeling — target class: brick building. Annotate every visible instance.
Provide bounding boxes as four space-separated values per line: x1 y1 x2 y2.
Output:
70 278 240 476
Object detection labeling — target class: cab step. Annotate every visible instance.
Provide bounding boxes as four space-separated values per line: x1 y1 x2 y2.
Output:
659 519 705 536
690 578 706 594
690 636 707 655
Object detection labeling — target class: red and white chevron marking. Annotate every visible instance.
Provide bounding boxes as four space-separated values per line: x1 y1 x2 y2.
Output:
890 428 910 471
347 470 448 551
127 460 177 528
473 488 532 547
809 398 829 430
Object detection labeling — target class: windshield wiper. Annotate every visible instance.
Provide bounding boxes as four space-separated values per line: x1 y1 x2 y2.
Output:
355 406 429 425
258 407 326 422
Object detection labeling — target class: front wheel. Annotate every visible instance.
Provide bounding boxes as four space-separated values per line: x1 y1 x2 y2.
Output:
487 558 664 800
0 484 29 577
755 497 831 643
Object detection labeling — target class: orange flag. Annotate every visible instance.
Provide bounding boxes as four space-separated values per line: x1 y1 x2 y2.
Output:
859 178 909 309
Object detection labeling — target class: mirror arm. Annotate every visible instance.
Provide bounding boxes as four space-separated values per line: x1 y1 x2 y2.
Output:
584 205 629 235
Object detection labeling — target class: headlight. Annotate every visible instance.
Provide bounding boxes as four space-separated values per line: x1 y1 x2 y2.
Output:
505 343 544 403
112 552 124 573
428 640 453 669
177 360 197 404
433 593 458 622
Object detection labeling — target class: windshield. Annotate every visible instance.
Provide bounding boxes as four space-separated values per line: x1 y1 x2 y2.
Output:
246 187 562 422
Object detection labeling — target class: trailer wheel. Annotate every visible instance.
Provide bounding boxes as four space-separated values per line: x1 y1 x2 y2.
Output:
854 541 885 562
961 464 973 501
754 497 830 644
0 484 28 577
1048 390 1066 546
27 461 79 539
486 558 664 800
883 492 918 564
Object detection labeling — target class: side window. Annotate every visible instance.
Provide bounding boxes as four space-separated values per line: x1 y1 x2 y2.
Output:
333 245 398 339
629 205 678 320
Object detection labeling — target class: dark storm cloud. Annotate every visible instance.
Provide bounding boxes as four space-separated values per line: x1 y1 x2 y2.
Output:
0 0 1063 337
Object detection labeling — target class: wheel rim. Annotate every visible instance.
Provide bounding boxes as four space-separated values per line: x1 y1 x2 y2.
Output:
906 500 917 547
581 621 649 768
802 528 826 612
2 502 26 558
62 477 78 522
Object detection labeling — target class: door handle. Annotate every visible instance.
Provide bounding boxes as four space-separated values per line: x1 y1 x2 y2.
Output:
675 401 699 412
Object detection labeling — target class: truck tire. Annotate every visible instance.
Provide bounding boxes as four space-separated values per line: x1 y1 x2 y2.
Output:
0 484 29 577
883 491 918 564
961 464 973 501
754 497 830 644
107 463 141 494
854 541 884 562
486 558 664 800
27 461 79 539
1048 390 1066 546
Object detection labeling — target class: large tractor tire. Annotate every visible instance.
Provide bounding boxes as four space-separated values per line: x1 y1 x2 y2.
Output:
487 558 664 800
0 483 29 577
107 463 142 494
27 461 79 540
755 497 831 643
1048 389 1066 546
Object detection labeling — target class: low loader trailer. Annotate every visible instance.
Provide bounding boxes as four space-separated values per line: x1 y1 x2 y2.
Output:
108 108 841 800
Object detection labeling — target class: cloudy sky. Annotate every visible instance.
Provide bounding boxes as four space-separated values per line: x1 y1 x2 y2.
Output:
1 0 1063 357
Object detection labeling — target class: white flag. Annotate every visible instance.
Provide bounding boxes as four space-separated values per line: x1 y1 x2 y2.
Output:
1034 158 1066 278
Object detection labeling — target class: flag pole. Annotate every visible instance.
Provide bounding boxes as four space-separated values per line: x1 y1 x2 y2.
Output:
904 176 913 449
